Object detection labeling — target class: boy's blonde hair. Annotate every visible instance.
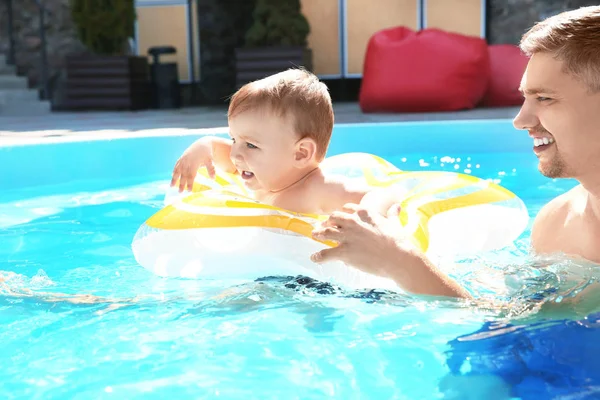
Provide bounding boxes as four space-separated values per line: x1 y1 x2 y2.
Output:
228 68 334 160
520 5 600 92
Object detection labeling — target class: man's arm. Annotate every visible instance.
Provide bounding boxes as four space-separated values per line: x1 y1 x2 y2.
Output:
530 212 548 254
311 204 472 299
379 243 473 298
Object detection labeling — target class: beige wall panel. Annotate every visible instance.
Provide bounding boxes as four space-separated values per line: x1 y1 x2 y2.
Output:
136 5 190 81
425 0 482 37
346 0 418 75
300 0 341 76
191 0 200 80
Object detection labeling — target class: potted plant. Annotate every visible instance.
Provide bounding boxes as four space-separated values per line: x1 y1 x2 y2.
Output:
61 0 151 111
234 0 312 89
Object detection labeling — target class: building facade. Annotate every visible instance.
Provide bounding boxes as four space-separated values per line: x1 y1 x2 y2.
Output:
1 0 598 105
134 0 486 84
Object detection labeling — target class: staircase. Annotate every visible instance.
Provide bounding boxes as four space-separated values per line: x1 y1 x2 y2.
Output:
0 54 51 116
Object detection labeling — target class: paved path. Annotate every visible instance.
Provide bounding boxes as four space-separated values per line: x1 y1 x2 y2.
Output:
0 103 520 146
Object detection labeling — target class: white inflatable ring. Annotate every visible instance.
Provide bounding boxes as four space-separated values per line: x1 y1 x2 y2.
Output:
131 153 529 289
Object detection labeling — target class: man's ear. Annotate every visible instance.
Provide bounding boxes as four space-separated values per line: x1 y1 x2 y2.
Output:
294 137 318 165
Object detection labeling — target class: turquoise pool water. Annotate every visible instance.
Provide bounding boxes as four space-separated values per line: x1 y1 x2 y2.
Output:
1 120 597 399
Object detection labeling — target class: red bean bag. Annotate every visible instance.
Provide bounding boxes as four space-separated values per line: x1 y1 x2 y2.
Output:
481 44 529 107
359 27 490 113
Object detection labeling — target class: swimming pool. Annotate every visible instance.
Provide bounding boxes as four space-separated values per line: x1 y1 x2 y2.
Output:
1 119 597 399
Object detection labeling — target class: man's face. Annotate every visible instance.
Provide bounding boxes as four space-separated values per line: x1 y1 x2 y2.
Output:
513 52 600 180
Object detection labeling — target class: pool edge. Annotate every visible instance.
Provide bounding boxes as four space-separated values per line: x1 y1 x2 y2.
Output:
0 118 517 148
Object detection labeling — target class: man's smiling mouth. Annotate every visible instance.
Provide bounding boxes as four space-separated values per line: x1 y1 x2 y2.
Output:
533 137 555 147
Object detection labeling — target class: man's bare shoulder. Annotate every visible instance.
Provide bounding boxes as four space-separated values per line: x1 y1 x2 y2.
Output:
535 184 584 221
531 184 584 249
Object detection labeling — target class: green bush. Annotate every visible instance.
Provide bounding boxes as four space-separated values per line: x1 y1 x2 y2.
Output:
70 0 136 55
244 0 310 47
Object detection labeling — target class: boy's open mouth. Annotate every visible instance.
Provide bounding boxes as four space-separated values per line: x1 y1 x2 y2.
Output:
241 171 255 180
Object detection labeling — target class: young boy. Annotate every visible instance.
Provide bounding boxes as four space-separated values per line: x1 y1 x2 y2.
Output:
170 68 373 215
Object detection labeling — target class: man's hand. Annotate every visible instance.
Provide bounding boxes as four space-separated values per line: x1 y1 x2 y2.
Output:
311 203 409 278
310 203 471 298
170 138 216 192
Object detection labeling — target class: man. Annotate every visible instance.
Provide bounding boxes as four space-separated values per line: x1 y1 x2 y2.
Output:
310 8 600 398
311 5 600 299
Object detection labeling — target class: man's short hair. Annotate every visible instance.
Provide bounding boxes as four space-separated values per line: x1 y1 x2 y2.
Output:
520 6 600 92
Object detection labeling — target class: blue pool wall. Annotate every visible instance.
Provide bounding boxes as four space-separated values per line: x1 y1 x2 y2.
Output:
1 119 534 193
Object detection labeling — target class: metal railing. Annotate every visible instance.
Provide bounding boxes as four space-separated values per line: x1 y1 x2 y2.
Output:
187 0 197 102
5 0 16 65
4 0 50 100
35 0 49 100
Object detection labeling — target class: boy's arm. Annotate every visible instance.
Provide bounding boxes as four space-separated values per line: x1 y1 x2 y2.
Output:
171 136 236 192
210 137 237 174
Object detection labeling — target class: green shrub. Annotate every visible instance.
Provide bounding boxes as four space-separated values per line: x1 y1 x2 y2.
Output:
244 0 310 47
70 0 136 55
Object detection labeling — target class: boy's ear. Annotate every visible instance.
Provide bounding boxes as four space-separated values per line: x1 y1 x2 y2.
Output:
294 137 318 165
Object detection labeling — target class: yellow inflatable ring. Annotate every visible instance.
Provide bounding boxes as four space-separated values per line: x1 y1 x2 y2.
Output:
131 152 529 289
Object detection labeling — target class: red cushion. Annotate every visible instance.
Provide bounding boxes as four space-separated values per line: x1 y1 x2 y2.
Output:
481 44 529 107
359 27 490 113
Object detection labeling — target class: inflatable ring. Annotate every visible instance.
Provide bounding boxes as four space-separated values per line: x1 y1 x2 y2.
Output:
132 153 529 289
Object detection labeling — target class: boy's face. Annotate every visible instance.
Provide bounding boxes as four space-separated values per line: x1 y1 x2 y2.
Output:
228 108 317 192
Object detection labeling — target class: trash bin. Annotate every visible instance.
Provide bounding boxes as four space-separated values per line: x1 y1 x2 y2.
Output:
148 46 181 109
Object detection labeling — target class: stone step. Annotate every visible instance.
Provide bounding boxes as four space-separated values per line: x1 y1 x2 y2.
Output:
0 75 28 90
0 54 6 66
0 88 40 103
0 64 16 75
0 99 51 116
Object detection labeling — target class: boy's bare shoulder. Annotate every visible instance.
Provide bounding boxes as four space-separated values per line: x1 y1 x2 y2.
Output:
309 170 370 213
